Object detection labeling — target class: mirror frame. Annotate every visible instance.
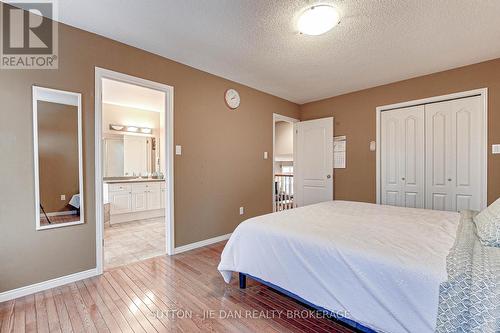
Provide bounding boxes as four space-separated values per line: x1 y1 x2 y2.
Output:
33 86 84 230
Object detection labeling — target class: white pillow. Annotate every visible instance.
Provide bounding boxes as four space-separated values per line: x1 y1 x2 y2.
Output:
473 198 500 247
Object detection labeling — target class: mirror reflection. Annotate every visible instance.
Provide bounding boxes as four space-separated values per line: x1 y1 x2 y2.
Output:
103 134 159 178
34 86 84 229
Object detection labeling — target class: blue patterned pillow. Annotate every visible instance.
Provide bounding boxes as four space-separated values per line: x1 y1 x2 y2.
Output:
473 198 500 247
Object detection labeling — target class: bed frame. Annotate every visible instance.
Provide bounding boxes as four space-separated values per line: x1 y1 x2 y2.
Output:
239 273 376 333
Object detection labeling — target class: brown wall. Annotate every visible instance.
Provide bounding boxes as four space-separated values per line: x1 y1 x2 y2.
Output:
38 101 79 213
0 8 299 292
300 58 500 205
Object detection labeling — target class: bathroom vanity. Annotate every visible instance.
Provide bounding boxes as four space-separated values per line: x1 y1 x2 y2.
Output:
104 178 166 225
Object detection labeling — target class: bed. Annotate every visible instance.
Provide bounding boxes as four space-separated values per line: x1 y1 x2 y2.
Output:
218 200 499 333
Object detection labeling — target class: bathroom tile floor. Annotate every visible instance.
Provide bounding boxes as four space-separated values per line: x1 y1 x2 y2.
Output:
104 217 166 269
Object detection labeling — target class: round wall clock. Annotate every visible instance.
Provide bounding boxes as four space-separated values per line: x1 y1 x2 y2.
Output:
225 88 240 109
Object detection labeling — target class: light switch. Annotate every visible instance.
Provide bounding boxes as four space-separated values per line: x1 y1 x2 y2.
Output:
493 144 500 154
175 145 182 155
60 195 66 201
239 207 244 215
263 151 268 160
369 141 376 152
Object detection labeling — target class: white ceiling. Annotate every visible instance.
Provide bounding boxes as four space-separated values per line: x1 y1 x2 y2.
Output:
56 0 500 104
102 78 165 112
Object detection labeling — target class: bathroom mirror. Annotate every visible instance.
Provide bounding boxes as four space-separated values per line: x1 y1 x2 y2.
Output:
103 135 158 178
33 86 84 230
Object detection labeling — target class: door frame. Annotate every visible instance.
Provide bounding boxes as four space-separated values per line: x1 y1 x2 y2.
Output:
94 67 175 274
272 113 299 211
376 88 488 208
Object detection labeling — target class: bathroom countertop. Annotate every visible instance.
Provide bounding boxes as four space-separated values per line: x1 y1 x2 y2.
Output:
104 178 166 184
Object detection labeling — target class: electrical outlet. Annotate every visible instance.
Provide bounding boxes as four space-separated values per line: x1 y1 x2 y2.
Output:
239 207 244 215
60 194 66 201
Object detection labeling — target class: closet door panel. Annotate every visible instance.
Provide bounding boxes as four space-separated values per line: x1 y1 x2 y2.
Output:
450 96 482 211
381 106 424 208
401 107 424 208
381 113 402 206
425 104 453 211
425 95 483 212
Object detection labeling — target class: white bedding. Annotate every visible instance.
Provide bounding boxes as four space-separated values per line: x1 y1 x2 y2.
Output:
218 201 460 333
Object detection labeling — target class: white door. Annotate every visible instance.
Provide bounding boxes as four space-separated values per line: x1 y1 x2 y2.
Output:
425 96 483 211
381 106 425 208
294 117 334 207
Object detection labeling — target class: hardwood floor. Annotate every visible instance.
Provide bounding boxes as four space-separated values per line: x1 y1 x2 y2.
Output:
0 242 357 333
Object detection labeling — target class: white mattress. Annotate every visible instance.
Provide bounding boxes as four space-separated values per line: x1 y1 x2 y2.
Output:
218 201 460 333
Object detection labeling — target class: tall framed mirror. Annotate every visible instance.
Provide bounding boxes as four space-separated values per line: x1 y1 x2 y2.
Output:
33 86 84 230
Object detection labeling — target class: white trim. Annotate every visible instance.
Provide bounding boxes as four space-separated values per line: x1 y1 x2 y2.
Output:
272 113 299 212
95 67 175 276
375 88 488 209
33 86 85 231
0 268 98 303
174 233 232 254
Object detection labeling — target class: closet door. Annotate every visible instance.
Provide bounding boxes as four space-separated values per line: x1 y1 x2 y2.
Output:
381 106 425 208
425 96 482 211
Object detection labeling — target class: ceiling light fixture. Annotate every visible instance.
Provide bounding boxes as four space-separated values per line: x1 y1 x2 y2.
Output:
297 5 340 36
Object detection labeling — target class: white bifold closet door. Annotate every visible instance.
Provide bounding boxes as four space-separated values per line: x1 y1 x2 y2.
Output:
381 106 425 208
425 96 482 211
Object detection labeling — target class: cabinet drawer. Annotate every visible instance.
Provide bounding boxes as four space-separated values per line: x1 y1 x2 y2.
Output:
131 182 161 193
109 183 132 192
146 182 161 191
132 183 148 193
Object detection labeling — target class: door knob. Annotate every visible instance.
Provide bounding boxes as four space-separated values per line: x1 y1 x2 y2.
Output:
402 177 405 181
448 178 452 182
327 174 332 179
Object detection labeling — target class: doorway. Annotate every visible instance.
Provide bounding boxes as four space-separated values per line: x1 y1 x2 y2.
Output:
273 114 299 211
95 68 174 273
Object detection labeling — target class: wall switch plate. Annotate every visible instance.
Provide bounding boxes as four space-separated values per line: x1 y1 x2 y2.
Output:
239 207 244 215
263 151 268 160
369 141 376 152
60 195 66 201
492 144 500 154
175 145 182 155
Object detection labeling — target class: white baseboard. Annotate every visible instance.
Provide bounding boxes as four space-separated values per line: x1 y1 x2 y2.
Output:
174 233 231 254
0 268 98 303
46 210 77 217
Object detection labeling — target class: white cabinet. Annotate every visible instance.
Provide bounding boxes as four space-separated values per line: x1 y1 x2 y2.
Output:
160 182 166 209
109 191 132 214
380 95 485 212
108 184 132 214
107 181 166 223
146 183 162 210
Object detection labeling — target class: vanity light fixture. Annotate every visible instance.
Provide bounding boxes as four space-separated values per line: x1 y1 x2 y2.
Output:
109 124 152 135
297 5 340 36
110 124 124 131
126 126 139 132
